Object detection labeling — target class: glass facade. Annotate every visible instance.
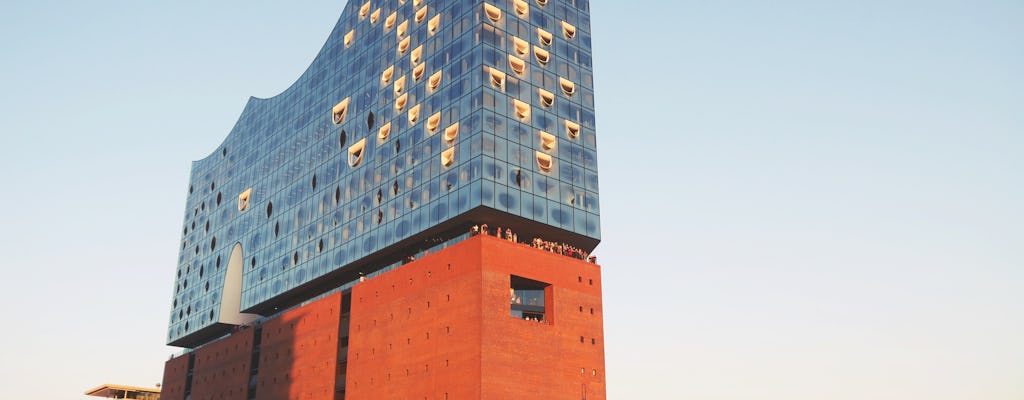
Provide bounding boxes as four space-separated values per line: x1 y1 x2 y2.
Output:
169 0 599 346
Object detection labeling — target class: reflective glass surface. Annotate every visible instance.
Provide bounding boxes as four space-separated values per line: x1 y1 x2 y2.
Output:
169 0 598 345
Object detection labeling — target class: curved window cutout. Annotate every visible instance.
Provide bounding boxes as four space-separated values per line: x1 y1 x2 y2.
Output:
428 14 441 35
561 21 577 39
349 138 367 167
394 75 406 96
444 122 460 144
219 243 261 326
538 88 555 107
539 130 557 151
378 122 392 141
508 55 526 75
395 93 408 112
411 45 423 65
332 97 351 124
441 147 455 168
385 11 397 30
359 1 371 19
370 8 381 24
488 67 506 89
367 111 375 129
536 151 553 173
514 0 529 17
340 129 348 148
238 188 252 211
415 6 428 23
513 37 529 56
398 36 411 54
537 28 553 46
427 112 442 134
413 0 423 7
412 63 426 82
564 120 580 139
559 77 576 96
216 192 222 206
381 65 394 85
397 20 409 39
484 3 502 23
536 0 548 5
345 29 356 47
534 46 550 66
408 104 421 125
267 201 273 218
513 99 531 120
428 70 443 91
312 174 318 190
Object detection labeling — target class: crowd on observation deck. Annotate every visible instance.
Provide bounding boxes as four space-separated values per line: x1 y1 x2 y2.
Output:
471 224 596 263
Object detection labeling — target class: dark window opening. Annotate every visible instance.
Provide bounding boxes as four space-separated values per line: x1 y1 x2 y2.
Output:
510 275 549 322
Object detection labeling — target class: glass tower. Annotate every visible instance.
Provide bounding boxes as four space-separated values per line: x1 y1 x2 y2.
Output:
169 0 599 347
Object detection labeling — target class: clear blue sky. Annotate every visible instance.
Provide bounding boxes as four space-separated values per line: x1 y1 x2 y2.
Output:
1 1 1021 398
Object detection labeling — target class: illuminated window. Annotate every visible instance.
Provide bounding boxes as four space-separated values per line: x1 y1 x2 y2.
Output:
538 88 554 107
394 93 408 112
359 1 371 19
537 28 552 46
344 29 356 47
444 122 459 144
535 152 553 172
370 8 381 24
508 55 526 75
513 36 529 56
381 66 395 86
411 45 423 65
408 104 421 125
413 0 423 7
394 75 406 96
412 63 425 81
539 130 556 151
415 6 428 23
559 78 576 96
332 97 350 124
348 139 366 167
428 70 443 91
488 67 506 89
561 21 576 39
398 37 411 54
513 0 529 18
428 14 440 35
441 147 455 168
378 122 392 141
385 12 397 30
397 20 409 38
564 120 580 139
483 3 502 23
513 99 531 120
533 46 549 65
427 112 441 134
238 188 252 211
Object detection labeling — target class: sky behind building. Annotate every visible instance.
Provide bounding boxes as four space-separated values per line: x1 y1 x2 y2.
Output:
0 1 1021 399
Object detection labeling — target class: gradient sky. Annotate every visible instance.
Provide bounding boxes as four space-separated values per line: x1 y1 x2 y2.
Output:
0 1 1021 399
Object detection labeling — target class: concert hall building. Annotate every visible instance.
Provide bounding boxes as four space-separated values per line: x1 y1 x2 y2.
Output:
160 0 604 398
